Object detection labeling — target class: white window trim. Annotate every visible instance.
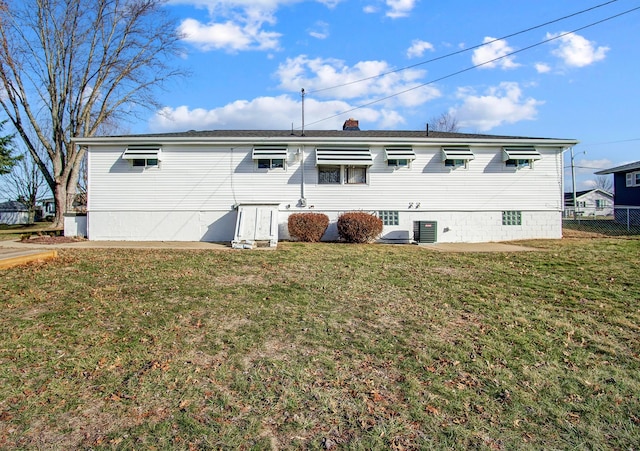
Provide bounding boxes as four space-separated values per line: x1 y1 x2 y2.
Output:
253 147 288 171
626 171 640 187
255 158 286 171
444 158 469 169
385 147 415 169
442 147 474 170
131 158 160 169
122 145 161 170
502 147 541 170
317 165 369 185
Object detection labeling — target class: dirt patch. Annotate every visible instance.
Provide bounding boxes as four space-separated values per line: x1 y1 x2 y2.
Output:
21 236 86 245
562 228 607 239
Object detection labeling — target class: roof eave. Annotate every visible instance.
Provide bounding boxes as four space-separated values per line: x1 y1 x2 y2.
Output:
74 135 579 148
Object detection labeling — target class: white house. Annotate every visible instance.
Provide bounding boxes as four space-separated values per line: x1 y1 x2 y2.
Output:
0 201 32 225
74 120 578 244
563 189 614 218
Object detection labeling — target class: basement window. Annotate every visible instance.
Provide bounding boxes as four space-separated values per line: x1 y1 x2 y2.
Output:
378 210 399 226
502 211 522 226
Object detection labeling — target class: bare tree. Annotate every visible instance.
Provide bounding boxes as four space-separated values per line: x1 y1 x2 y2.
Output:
428 112 460 133
594 175 613 193
0 0 183 228
5 150 47 217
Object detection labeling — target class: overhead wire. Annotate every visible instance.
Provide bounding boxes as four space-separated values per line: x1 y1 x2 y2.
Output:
306 0 621 95
302 4 640 128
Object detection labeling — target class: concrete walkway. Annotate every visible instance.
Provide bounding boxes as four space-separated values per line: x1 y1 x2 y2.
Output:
0 237 540 269
0 239 232 268
421 242 540 253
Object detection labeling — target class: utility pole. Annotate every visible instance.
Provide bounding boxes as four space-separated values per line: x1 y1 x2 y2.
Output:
570 148 586 221
571 147 577 221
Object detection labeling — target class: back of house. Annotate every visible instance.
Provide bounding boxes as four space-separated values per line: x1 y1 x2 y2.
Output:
75 121 578 244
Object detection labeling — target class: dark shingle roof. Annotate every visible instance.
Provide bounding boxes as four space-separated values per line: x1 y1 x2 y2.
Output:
563 189 613 204
0 201 28 212
107 129 560 140
595 160 640 175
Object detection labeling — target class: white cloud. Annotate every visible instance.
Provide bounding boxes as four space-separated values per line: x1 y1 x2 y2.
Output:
407 39 434 58
275 55 440 107
386 0 417 18
575 158 613 175
547 32 609 67
172 0 341 52
363 5 378 13
452 82 543 131
308 21 329 39
535 62 551 74
148 95 401 131
471 37 520 70
179 18 281 51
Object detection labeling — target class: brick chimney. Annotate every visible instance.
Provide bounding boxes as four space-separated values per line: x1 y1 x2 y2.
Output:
342 118 360 131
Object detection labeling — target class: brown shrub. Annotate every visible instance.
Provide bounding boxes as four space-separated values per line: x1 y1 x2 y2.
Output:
337 212 383 243
287 213 329 242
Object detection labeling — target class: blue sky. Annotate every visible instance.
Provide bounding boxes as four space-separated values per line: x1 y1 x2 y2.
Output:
142 0 639 191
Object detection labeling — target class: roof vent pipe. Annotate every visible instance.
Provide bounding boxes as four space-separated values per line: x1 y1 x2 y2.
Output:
426 123 429 137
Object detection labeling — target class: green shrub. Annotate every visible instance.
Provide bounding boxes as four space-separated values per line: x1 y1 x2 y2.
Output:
287 212 329 242
337 212 383 243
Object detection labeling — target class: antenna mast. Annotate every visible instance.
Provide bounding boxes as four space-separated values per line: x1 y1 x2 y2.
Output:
301 88 305 136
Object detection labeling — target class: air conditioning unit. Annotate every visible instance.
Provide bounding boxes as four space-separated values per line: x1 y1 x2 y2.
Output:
413 221 437 244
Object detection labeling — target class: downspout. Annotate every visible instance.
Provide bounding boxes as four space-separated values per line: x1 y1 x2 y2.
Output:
299 146 307 207
571 147 577 221
299 87 307 207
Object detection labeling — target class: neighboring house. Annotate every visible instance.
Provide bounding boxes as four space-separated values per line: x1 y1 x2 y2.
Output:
563 189 614 218
37 198 56 221
0 201 32 225
37 194 87 221
595 161 640 225
74 120 578 244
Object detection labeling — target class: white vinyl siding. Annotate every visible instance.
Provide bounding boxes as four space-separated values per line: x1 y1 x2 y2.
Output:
89 145 564 213
86 140 569 242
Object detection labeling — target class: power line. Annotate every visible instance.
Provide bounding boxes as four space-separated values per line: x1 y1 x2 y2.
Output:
307 0 621 95
303 4 640 128
579 138 640 146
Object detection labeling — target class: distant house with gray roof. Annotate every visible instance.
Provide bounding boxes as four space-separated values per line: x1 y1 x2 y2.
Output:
0 201 32 225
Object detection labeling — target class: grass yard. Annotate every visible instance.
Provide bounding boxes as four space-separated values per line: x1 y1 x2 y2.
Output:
1 238 639 449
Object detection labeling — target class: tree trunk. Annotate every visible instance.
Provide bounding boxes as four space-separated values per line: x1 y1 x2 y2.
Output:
52 182 66 229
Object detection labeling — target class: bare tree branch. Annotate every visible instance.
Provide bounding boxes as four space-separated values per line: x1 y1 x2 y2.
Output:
0 0 184 227
428 112 460 133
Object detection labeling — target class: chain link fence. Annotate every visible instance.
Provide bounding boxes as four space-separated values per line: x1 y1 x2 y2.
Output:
563 206 640 236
